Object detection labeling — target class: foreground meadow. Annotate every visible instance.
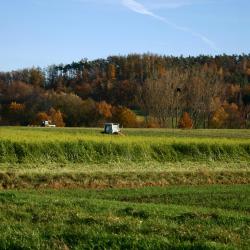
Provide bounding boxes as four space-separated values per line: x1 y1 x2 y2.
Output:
0 127 249 249
0 185 249 249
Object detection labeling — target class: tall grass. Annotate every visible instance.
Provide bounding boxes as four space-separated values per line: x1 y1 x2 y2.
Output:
0 139 250 164
0 127 250 164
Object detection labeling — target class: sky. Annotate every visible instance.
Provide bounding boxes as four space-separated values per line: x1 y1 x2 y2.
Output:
0 0 249 71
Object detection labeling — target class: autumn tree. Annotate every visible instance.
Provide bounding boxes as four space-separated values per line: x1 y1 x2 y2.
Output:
112 106 137 128
225 84 241 104
142 69 186 127
223 102 242 128
210 107 228 128
45 92 85 126
0 53 250 128
29 68 45 87
210 102 242 128
80 98 99 126
107 64 116 80
178 112 193 129
7 102 26 125
2 81 34 104
96 101 112 124
185 68 223 128
75 83 92 100
49 108 65 127
33 112 49 125
145 117 160 128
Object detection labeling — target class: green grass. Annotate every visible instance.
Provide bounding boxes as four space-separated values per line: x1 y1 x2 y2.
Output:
0 185 249 249
1 127 250 142
1 127 249 249
0 127 249 188
0 127 250 164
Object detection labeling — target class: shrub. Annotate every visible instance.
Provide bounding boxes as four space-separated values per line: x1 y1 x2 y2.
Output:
178 112 193 129
49 108 65 127
112 106 138 128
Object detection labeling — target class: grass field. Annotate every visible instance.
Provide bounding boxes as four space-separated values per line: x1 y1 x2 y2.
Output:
1 127 250 164
0 127 249 249
0 185 249 249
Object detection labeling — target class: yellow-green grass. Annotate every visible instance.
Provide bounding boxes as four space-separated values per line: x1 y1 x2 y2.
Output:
1 127 250 164
1 127 250 143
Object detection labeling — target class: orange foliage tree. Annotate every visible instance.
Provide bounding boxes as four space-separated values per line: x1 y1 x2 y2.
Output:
146 117 160 128
210 107 228 128
49 108 65 127
96 101 112 119
107 64 116 80
8 102 26 125
9 102 25 112
210 102 242 128
178 112 193 129
112 106 137 128
34 112 49 125
223 103 242 128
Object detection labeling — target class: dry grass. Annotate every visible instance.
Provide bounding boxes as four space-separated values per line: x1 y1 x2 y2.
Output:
0 162 249 190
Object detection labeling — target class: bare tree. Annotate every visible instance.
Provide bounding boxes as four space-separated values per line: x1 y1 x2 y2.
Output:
142 67 224 128
142 69 186 127
185 68 224 128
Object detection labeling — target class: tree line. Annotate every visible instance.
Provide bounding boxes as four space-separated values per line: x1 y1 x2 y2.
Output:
0 53 250 128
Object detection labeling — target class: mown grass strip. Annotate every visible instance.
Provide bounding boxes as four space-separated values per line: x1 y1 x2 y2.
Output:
0 169 249 190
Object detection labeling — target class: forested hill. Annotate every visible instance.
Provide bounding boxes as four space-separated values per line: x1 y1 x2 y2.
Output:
1 54 250 128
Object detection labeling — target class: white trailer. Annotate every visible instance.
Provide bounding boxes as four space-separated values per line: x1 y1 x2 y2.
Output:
41 120 56 127
104 123 121 134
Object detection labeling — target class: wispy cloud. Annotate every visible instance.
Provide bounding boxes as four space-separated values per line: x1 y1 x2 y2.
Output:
66 0 218 51
139 0 212 10
73 0 210 9
121 0 218 51
75 0 208 9
121 0 158 16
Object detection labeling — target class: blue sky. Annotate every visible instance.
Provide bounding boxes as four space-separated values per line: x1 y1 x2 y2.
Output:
1 0 249 71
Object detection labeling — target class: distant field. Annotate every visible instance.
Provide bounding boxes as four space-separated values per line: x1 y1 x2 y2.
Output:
0 185 249 249
0 127 249 249
0 127 250 188
1 127 250 165
1 127 250 142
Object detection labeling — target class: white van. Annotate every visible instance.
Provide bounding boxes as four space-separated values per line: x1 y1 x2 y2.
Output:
104 123 120 134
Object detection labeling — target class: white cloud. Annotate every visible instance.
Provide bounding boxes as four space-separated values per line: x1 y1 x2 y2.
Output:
121 0 154 15
73 0 208 9
121 0 218 51
141 0 199 10
65 0 218 51
122 0 215 10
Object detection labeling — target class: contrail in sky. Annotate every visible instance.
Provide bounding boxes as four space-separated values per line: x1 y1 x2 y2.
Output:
121 0 218 51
